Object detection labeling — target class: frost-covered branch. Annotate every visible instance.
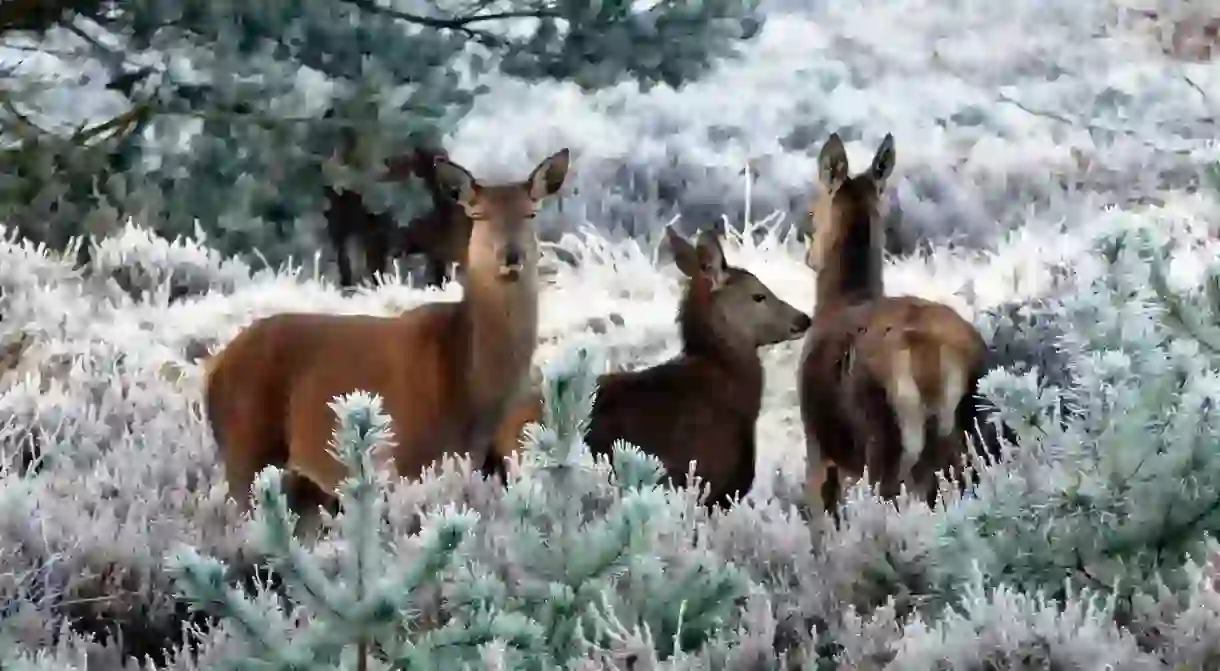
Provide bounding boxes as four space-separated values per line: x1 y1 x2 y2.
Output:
165 391 480 669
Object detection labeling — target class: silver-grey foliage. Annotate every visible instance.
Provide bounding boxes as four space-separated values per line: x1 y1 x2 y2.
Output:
0 0 763 267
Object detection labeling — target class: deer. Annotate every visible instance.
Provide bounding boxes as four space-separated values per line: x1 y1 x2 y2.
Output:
393 147 472 288
797 132 990 523
487 225 812 508
206 148 571 516
324 145 466 290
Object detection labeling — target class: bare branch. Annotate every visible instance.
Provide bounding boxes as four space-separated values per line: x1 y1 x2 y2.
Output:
338 0 556 43
341 0 557 28
1183 75 1215 121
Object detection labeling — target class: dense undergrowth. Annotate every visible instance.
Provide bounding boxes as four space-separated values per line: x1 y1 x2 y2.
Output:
2 188 1220 668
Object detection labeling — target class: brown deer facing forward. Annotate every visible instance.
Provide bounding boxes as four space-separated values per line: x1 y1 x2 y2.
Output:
491 225 812 507
798 133 988 520
206 148 571 513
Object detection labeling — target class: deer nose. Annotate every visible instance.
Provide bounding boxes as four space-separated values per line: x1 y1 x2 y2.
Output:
502 247 523 268
792 313 812 334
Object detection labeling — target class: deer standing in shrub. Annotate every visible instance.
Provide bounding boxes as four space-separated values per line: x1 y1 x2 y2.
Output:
490 225 812 508
797 133 989 520
206 148 571 514
325 146 470 289
394 147 473 288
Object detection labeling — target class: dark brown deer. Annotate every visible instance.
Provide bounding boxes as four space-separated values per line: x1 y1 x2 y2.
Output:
391 147 472 288
491 225 812 508
797 133 989 520
206 148 570 515
323 145 464 289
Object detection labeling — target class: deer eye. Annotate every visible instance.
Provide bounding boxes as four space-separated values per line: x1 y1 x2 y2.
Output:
752 293 766 303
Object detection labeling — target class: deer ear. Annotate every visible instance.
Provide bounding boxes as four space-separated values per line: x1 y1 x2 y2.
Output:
433 156 477 207
817 133 849 192
527 148 570 200
665 226 700 279
695 229 729 288
869 133 895 188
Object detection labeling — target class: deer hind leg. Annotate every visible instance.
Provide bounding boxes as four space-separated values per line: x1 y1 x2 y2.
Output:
803 431 832 517
807 453 844 531
422 258 450 288
925 351 970 503
845 373 904 503
364 232 389 285
342 236 369 288
330 233 355 288
885 347 926 498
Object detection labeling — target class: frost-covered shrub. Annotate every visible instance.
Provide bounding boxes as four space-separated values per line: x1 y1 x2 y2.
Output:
0 228 84 301
167 391 481 669
884 567 1159 670
84 221 254 304
934 207 1220 637
1130 539 1220 667
0 231 250 664
459 345 757 667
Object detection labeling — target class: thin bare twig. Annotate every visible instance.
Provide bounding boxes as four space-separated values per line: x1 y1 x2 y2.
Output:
340 0 556 42
343 0 556 28
996 92 1194 155
1183 75 1216 121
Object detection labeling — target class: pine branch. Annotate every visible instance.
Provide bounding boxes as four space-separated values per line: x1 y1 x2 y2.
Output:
168 392 479 669
1145 239 1220 357
0 0 112 35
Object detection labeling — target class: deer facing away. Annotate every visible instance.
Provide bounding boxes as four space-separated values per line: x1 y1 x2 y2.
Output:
206 148 571 515
490 225 812 508
797 132 989 520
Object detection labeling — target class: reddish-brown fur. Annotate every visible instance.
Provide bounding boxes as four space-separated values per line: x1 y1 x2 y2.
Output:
207 149 571 513
797 133 988 520
491 226 812 507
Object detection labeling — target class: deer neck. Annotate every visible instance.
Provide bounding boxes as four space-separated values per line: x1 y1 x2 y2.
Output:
815 213 884 315
678 280 764 412
460 271 539 411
